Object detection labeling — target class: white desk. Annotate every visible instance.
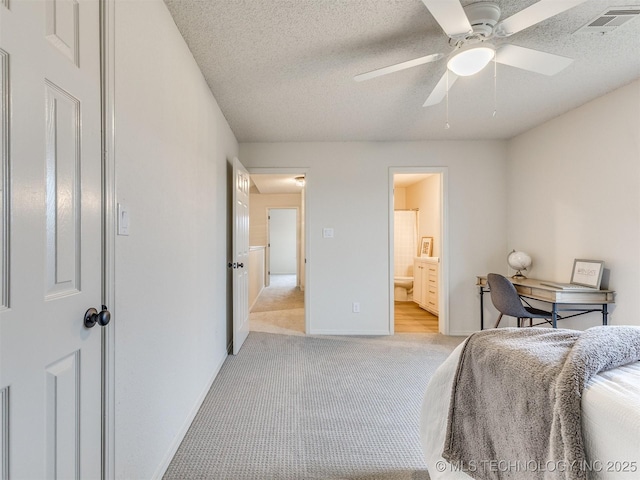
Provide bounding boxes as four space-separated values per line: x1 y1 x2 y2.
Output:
476 276 615 329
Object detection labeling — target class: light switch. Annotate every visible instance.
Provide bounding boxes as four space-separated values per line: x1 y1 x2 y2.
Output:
323 228 334 238
118 203 130 236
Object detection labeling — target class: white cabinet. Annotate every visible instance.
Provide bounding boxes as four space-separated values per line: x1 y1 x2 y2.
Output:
413 257 439 315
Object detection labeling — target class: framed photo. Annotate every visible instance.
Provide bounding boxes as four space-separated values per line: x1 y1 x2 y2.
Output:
571 259 604 289
419 237 433 257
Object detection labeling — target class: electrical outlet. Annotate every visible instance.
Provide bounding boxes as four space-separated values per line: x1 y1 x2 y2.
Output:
352 302 360 313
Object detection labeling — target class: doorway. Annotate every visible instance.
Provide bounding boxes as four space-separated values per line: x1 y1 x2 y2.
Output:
268 208 298 283
389 169 448 334
247 172 307 335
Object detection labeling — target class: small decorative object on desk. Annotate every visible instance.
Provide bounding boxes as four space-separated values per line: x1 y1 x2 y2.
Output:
420 236 433 257
571 259 604 289
507 250 532 279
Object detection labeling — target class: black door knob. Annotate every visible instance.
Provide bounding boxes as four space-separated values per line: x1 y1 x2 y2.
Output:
84 305 111 328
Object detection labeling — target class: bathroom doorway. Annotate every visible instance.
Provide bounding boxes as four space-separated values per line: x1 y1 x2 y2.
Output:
247 172 307 335
390 170 447 334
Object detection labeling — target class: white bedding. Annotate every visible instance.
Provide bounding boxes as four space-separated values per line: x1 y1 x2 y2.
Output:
420 341 640 479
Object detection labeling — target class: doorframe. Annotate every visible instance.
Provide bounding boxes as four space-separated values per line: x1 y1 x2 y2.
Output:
100 0 117 477
266 207 300 286
247 167 309 334
388 167 449 335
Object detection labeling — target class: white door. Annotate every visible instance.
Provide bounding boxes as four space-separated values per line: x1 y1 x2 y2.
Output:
232 157 250 354
268 208 297 275
0 0 103 478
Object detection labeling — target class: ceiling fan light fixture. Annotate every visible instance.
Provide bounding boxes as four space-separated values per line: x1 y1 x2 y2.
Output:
447 45 495 76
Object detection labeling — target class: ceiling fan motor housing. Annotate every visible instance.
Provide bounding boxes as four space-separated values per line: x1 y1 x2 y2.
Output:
463 2 501 39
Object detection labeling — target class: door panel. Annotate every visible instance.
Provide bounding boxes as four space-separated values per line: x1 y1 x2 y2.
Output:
0 0 103 478
232 157 250 354
45 351 81 479
45 0 80 66
45 80 82 299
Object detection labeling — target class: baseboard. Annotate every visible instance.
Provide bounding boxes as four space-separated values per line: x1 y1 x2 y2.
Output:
310 328 474 337
308 329 391 336
249 285 264 311
447 330 475 337
151 350 228 480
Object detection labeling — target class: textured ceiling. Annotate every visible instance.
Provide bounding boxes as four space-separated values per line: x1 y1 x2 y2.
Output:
251 173 305 194
164 0 640 142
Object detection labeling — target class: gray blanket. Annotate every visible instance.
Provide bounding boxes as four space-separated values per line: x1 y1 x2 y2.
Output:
442 326 640 480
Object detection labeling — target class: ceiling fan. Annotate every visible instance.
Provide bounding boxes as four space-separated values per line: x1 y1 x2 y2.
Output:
354 0 587 107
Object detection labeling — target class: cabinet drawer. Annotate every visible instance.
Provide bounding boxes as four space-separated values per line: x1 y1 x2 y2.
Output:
426 301 438 314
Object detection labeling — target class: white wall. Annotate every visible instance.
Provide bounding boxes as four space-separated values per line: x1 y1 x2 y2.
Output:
507 79 640 328
240 142 508 335
394 187 407 209
114 1 238 478
406 175 441 258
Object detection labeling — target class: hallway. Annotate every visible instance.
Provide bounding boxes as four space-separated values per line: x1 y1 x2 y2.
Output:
250 274 305 335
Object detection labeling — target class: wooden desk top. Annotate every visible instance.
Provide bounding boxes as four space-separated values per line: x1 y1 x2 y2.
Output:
476 276 615 304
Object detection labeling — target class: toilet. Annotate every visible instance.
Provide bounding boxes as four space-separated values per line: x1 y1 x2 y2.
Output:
394 276 414 301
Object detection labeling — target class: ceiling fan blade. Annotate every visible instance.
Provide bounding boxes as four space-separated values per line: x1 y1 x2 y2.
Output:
494 0 589 37
421 0 472 38
423 71 458 107
354 53 443 82
495 44 573 75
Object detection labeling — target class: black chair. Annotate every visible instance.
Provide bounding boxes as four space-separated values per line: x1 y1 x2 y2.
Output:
487 273 554 328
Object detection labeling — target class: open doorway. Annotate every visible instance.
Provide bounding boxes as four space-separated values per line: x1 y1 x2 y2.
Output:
268 208 298 284
247 173 306 335
390 170 446 334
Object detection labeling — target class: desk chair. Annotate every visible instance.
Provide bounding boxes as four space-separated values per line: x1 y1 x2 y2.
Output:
487 273 554 328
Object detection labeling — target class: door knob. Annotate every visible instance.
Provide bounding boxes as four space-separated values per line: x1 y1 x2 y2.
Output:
84 305 111 328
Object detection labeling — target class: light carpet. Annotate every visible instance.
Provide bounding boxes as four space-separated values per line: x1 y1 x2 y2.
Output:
250 275 305 335
250 308 306 336
164 332 465 480
251 277 304 313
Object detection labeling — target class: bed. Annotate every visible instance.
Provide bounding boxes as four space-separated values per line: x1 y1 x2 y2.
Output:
420 337 640 480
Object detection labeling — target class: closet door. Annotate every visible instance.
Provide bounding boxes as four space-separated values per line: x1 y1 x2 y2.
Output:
0 1 104 477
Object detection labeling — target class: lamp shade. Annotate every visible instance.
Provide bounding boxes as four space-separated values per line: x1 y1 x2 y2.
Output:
447 45 495 77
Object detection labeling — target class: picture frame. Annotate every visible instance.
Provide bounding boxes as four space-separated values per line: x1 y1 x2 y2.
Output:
419 236 433 257
570 259 604 289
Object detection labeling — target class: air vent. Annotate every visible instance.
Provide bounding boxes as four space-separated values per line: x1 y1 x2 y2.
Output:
575 6 640 34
